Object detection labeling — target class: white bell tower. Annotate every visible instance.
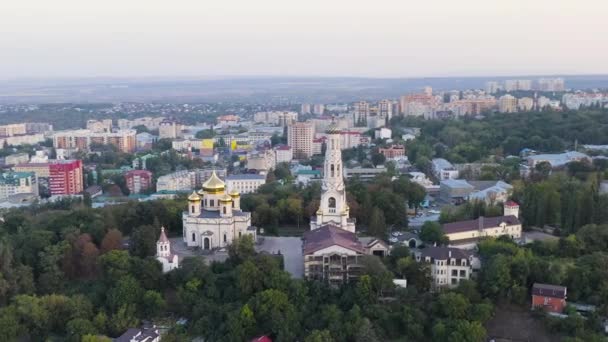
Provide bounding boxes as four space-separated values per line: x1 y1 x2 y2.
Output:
310 119 355 232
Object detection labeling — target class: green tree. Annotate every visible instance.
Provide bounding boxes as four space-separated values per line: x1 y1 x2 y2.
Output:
129 225 158 258
305 329 334 342
419 221 448 245
368 207 387 239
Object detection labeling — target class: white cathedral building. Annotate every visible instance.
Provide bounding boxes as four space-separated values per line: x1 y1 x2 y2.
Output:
182 170 256 250
310 124 356 232
156 227 179 273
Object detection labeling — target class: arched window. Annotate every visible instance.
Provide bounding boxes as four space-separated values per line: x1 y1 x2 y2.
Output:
239 232 242 238
328 197 336 208
191 205 195 214
330 164 334 177
191 233 195 242
210 199 214 207
223 234 227 243
223 207 226 214
232 202 235 208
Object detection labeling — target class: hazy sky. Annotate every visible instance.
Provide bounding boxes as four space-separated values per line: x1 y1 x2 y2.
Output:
1 0 607 79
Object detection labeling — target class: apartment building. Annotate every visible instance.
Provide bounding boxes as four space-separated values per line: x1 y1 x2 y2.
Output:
53 129 137 153
49 160 84 195
86 119 113 133
0 172 38 200
274 145 293 163
158 120 184 139
379 145 405 159
288 122 315 160
498 94 518 113
253 111 298 127
156 170 196 192
117 117 166 130
125 170 153 194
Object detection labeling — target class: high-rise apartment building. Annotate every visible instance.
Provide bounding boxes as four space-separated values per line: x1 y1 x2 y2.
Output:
301 103 312 114
49 160 84 195
312 104 325 115
288 122 315 160
537 78 565 92
485 81 501 94
86 119 113 133
158 120 184 139
377 99 393 121
353 101 370 125
498 94 518 113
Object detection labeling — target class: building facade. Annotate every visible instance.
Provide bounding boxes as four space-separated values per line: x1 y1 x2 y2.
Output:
415 247 478 290
0 172 38 200
125 170 153 194
49 160 84 195
532 283 567 313
287 122 315 160
156 170 196 192
182 171 256 250
53 129 137 153
156 227 179 273
226 174 266 194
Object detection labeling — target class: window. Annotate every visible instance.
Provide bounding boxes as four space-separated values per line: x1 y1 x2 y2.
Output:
328 197 336 208
192 233 195 242
452 270 458 276
239 232 242 238
331 164 335 177
210 199 214 207
460 270 466 277
223 207 226 214
191 205 195 214
451 278 458 285
223 234 227 243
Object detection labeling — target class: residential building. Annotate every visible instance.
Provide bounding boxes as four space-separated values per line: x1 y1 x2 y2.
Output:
52 129 137 153
172 138 205 152
125 170 153 194
504 79 531 91
344 167 386 180
14 162 53 178
0 133 46 146
301 103 311 114
254 111 298 127
378 99 393 120
375 127 392 140
407 172 438 192
379 145 405 159
49 160 84 195
274 145 293 163
518 97 535 111
182 171 255 250
442 201 521 249
498 94 518 113
414 246 479 290
0 172 38 200
5 153 29 166
25 122 53 134
226 174 266 194
440 179 475 204
246 149 276 172
158 120 184 139
537 78 565 92
432 158 459 180
0 123 27 137
86 119 113 133
156 227 179 273
287 122 314 159
30 150 49 163
532 283 567 313
136 132 158 150
156 170 196 192
217 114 240 126
467 180 513 204
313 104 325 115
310 122 356 232
117 117 166 130
353 101 370 125
485 81 501 94
115 325 161 342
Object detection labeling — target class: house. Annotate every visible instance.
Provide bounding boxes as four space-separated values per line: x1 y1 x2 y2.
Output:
532 283 567 313
432 158 459 180
395 231 423 249
414 246 480 290
440 179 474 204
442 201 522 249
358 237 390 257
375 127 392 140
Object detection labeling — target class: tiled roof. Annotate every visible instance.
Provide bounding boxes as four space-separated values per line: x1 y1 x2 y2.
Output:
532 283 567 299
418 246 471 260
302 225 365 255
443 215 520 234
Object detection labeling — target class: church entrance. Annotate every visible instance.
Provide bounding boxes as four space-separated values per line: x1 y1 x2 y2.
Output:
203 237 210 250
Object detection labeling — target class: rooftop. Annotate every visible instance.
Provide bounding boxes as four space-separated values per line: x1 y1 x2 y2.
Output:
302 225 365 255
226 174 266 180
442 215 521 234
418 246 471 260
532 283 567 299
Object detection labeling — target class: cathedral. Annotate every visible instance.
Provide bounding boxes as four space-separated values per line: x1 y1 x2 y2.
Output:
182 170 256 250
309 123 356 232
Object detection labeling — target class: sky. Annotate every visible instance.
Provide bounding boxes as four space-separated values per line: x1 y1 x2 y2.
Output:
1 0 608 80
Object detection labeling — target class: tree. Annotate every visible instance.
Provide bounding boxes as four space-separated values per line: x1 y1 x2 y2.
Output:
142 290 165 318
368 207 387 239
101 229 123 254
109 305 139 337
480 254 512 298
305 330 334 342
107 276 143 311
419 221 448 245
66 318 97 342
436 292 470 319
371 152 386 167
129 225 158 258
247 289 298 341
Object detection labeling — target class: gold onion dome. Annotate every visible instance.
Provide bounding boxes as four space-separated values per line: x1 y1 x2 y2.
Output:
188 191 201 201
229 189 240 197
219 194 233 203
202 170 225 192
325 118 341 134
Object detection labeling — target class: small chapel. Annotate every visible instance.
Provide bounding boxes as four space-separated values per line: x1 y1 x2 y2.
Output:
156 227 179 273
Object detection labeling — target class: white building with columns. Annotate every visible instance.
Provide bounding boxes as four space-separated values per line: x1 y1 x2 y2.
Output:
156 227 179 273
182 171 256 250
309 122 356 232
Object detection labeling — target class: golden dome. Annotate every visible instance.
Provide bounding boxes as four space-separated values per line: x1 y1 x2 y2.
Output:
188 191 201 201
219 194 233 203
229 189 240 197
202 170 225 193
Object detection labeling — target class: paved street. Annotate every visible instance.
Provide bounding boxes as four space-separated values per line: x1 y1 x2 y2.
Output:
256 236 304 279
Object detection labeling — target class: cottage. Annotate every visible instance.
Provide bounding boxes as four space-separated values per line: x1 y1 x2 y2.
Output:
532 283 567 313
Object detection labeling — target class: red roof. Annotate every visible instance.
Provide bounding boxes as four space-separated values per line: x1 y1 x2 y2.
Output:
532 283 567 299
158 227 169 243
442 215 521 234
505 200 519 207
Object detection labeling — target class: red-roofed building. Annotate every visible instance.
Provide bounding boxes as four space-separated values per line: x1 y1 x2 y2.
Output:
125 170 153 194
379 145 406 159
532 283 567 313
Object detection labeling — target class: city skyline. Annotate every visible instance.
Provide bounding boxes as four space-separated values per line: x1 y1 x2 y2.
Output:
2 0 608 79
